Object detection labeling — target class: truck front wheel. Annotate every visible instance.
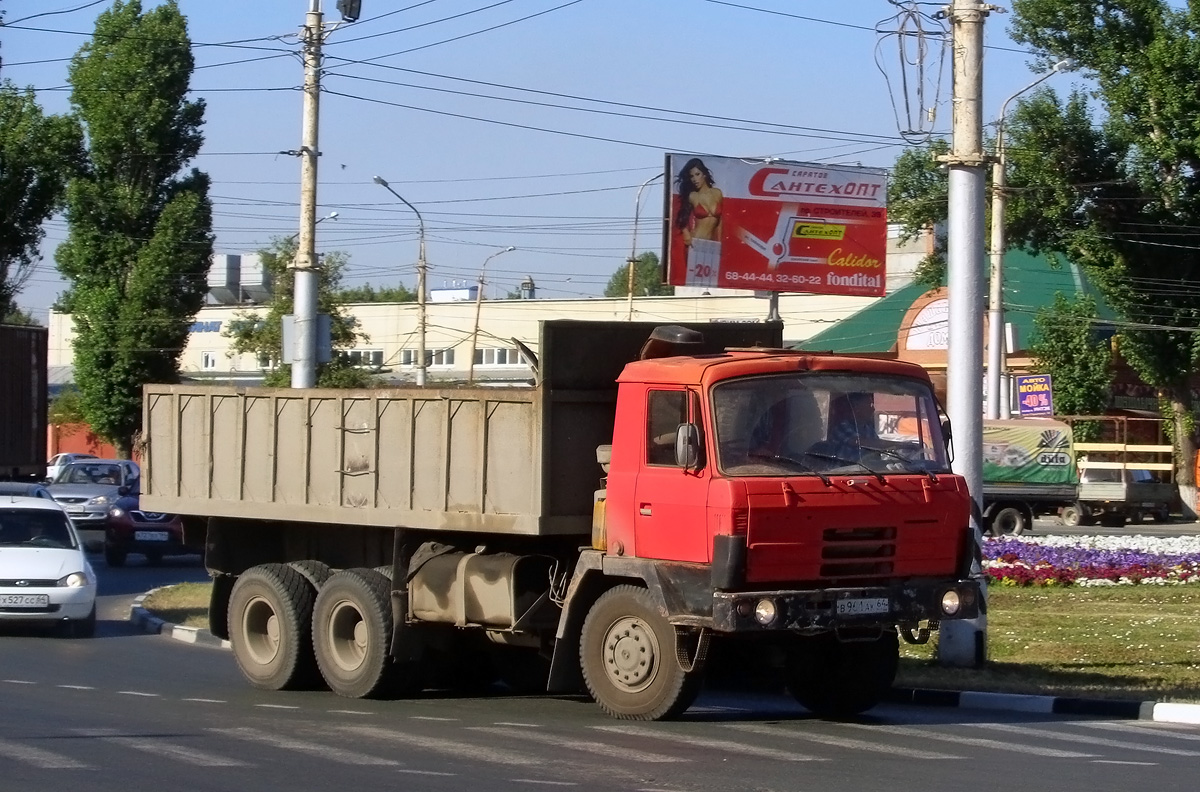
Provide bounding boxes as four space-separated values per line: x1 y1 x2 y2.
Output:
312 568 398 699
228 564 320 690
580 585 702 720
784 631 898 717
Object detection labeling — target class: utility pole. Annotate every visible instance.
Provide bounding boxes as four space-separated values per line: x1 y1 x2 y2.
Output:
291 0 323 388
939 0 989 668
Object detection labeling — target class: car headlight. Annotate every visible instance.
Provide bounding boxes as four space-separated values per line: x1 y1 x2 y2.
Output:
88 495 113 506
941 589 962 616
754 598 778 626
58 572 90 588
109 507 126 518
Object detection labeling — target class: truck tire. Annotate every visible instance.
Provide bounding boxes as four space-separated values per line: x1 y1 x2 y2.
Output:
312 568 398 699
228 563 320 691
784 631 898 717
1060 503 1083 527
579 584 702 720
989 506 1028 537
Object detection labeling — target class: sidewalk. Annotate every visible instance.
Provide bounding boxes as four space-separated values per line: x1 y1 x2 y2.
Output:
129 589 1200 726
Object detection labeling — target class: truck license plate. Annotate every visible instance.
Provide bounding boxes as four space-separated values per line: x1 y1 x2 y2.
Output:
836 597 889 616
0 594 50 608
134 531 170 542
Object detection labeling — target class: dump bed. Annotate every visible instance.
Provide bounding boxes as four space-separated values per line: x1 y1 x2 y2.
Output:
141 320 780 537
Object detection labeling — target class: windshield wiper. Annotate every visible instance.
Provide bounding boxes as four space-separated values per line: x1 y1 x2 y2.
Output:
750 453 832 486
802 450 886 484
860 444 939 482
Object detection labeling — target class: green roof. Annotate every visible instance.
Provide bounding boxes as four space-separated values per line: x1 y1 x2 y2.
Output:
797 250 1115 354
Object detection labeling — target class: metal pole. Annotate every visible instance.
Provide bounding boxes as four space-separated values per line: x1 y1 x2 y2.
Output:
627 173 663 320
986 61 1072 418
291 0 322 388
468 246 515 384
939 0 988 668
372 176 428 386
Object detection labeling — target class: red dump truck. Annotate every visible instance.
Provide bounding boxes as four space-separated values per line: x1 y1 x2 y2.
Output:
141 321 979 720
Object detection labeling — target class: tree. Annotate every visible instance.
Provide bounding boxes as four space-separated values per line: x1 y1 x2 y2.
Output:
887 139 949 289
2 305 39 325
604 252 674 297
0 82 83 319
225 237 376 388
1003 0 1200 505
54 1 214 458
1028 294 1113 426
337 282 416 303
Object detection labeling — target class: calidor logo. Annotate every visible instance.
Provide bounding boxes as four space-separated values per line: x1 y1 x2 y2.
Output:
792 223 846 240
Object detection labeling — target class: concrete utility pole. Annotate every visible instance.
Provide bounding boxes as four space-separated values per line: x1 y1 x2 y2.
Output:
627 173 663 320
468 246 515 384
290 0 324 388
939 0 989 668
372 176 428 386
986 59 1073 419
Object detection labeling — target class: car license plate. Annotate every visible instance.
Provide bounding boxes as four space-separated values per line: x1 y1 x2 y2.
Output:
0 594 50 608
67 509 86 515
135 531 170 542
836 597 890 616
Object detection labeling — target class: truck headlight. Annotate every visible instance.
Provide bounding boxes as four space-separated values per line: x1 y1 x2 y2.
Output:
940 589 962 616
754 598 778 625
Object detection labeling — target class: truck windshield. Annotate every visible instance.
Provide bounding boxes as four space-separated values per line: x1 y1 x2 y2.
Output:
711 372 950 477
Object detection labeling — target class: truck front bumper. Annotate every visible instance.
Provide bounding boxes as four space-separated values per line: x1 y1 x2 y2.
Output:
711 579 981 633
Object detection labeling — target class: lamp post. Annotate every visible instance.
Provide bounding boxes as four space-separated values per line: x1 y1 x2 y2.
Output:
627 172 663 320
467 246 516 384
986 59 1072 418
372 175 428 386
287 211 338 244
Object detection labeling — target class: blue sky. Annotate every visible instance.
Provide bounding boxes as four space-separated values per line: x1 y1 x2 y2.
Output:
1 0 1067 320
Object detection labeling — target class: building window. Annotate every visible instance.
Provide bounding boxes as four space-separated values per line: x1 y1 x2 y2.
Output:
343 349 384 367
201 351 219 371
257 353 273 369
474 347 530 367
401 349 455 367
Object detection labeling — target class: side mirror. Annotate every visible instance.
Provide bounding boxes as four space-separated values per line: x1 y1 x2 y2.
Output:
118 485 131 496
941 418 954 462
675 423 702 469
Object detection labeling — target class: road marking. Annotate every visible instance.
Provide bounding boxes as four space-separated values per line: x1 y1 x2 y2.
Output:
329 710 373 716
510 781 577 786
494 722 539 727
2 680 35 685
591 725 823 762
469 726 686 763
337 724 538 766
1092 760 1159 766
0 738 86 769
220 727 399 766
1075 721 1200 742
831 722 1096 758
117 691 159 697
410 716 458 721
398 769 456 776
73 728 247 767
182 698 226 704
975 723 1200 757
255 704 300 710
729 723 963 760
56 685 95 690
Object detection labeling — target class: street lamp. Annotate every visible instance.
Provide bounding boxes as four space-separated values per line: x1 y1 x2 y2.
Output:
467 246 516 384
986 58 1073 418
627 172 663 320
372 175 428 387
287 211 338 243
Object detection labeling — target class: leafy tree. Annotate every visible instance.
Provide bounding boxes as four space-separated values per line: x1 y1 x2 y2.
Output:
54 1 214 458
1028 294 1113 437
604 252 673 297
337 282 416 303
225 237 376 388
887 139 949 289
0 82 83 319
1002 0 1200 498
2 304 40 325
48 387 87 426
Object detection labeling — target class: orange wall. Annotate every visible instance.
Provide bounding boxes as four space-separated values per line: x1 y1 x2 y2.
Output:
47 423 120 460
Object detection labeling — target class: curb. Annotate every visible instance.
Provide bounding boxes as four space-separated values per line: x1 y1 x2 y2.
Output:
129 588 231 650
889 687 1200 725
127 589 1200 726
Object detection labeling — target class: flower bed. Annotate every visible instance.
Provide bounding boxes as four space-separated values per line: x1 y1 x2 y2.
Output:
984 535 1200 586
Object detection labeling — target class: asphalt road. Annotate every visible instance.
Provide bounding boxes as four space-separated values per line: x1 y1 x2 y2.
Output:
3 554 1200 791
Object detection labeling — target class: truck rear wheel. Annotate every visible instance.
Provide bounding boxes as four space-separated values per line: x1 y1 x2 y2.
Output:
312 568 398 699
784 631 898 717
1060 503 1084 528
989 506 1028 537
580 585 702 721
228 563 320 691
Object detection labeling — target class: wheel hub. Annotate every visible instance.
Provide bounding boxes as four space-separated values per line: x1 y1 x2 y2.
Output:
603 616 658 691
242 595 280 665
327 599 368 673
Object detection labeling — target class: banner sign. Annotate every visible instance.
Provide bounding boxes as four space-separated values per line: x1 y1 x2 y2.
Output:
983 422 1075 485
1015 374 1054 416
663 153 888 296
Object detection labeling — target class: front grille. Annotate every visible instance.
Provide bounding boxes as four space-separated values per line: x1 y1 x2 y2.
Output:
820 526 896 580
131 511 173 523
0 605 60 614
0 579 57 587
54 497 88 505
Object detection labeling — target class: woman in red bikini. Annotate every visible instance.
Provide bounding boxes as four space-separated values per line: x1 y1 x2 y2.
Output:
675 157 723 246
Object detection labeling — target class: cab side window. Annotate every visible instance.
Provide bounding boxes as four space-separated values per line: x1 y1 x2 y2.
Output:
646 390 687 466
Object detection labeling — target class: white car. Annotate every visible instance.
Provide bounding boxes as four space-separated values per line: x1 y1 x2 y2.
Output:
46 452 98 483
0 496 97 637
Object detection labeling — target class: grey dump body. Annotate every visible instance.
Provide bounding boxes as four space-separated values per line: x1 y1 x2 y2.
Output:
140 320 782 536
0 325 48 481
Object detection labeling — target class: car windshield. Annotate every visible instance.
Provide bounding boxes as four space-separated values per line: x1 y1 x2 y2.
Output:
0 509 77 549
57 463 124 486
712 372 950 476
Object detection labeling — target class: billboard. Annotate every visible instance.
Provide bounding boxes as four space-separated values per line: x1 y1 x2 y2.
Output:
983 421 1075 485
663 153 888 296
1015 374 1054 416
